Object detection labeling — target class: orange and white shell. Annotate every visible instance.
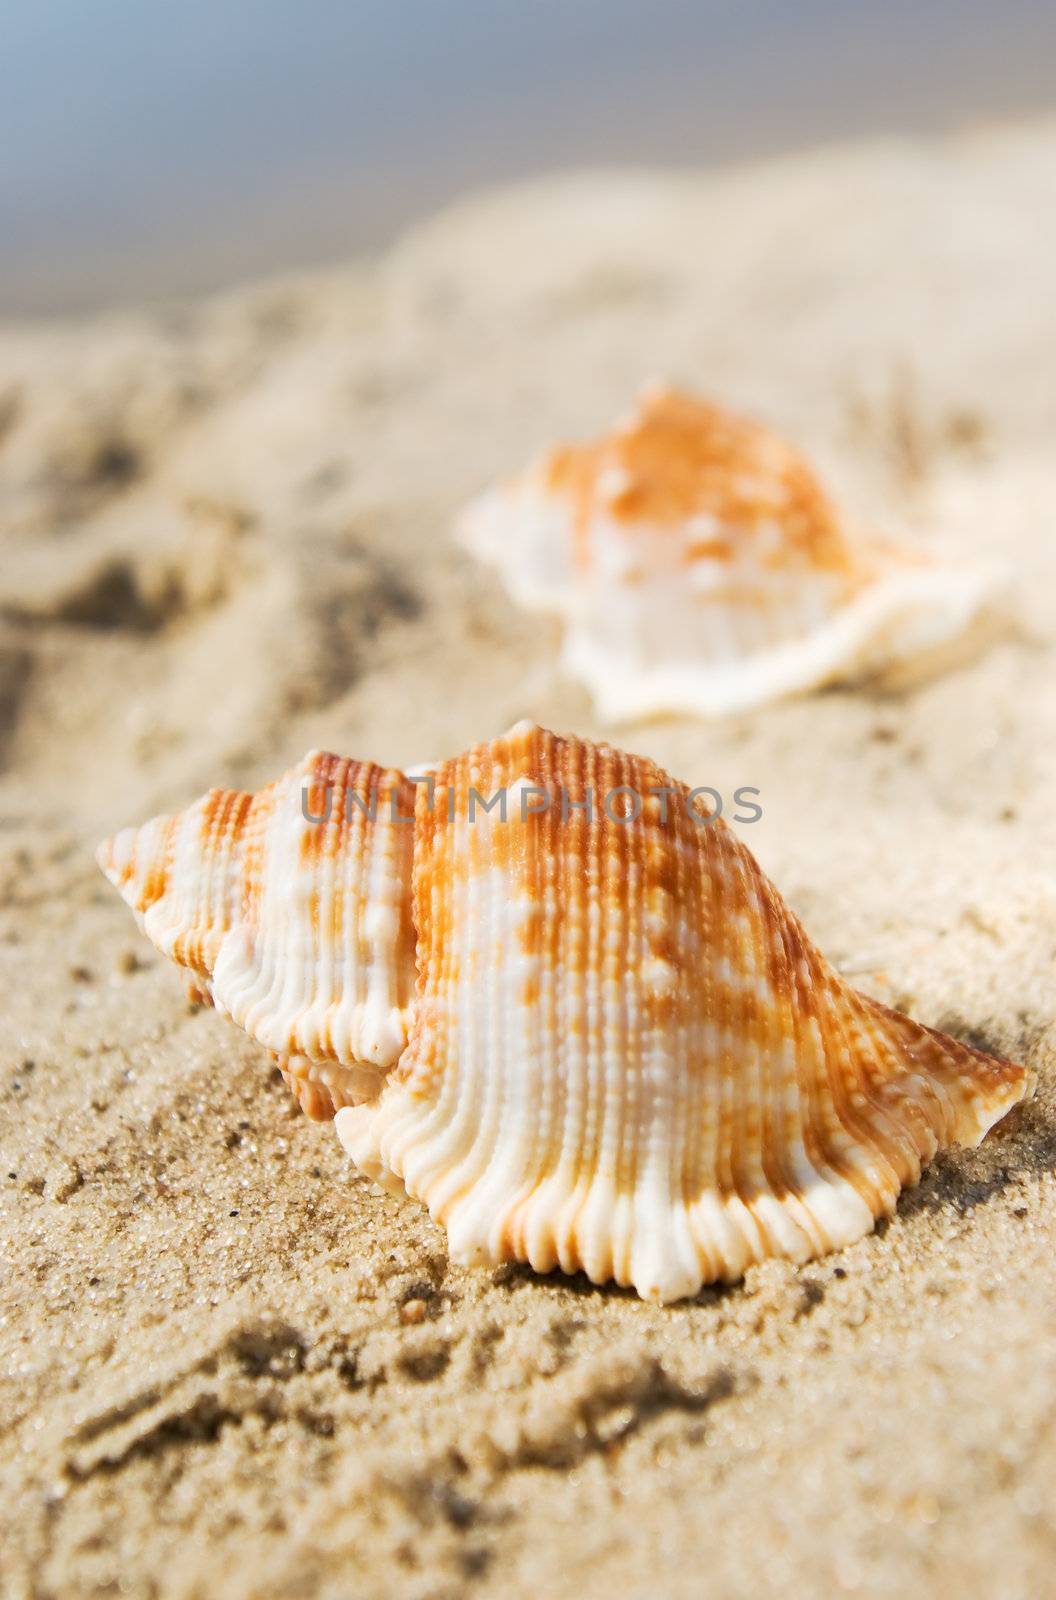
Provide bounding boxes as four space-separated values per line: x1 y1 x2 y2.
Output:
98 723 1029 1302
457 386 996 720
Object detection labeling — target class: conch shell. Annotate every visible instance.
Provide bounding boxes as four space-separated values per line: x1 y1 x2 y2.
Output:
458 385 997 720
98 724 1029 1302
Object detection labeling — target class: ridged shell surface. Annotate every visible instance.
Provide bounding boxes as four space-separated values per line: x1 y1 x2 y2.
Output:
458 386 995 719
97 753 417 1119
99 725 1029 1301
336 723 1027 1299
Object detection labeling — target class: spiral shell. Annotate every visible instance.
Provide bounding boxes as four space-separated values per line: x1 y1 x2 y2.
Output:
458 386 996 719
99 724 1029 1301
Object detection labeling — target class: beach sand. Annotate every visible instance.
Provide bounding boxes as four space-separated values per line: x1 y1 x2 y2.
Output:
2 118 1056 1599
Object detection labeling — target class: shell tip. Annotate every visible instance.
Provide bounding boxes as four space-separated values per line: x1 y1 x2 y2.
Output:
96 827 134 888
503 717 542 741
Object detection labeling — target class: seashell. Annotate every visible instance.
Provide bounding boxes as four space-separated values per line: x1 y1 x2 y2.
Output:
98 723 1029 1302
457 385 997 720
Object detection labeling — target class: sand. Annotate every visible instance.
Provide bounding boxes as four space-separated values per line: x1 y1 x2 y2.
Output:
2 117 1056 1600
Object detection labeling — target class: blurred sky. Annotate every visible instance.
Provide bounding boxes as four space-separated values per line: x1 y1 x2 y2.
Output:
2 0 1055 314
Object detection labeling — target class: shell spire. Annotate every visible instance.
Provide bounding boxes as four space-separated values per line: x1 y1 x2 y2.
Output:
97 752 417 1118
457 385 999 720
100 726 1030 1300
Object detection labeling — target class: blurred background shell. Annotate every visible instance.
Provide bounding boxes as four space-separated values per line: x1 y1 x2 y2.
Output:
458 386 1002 720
